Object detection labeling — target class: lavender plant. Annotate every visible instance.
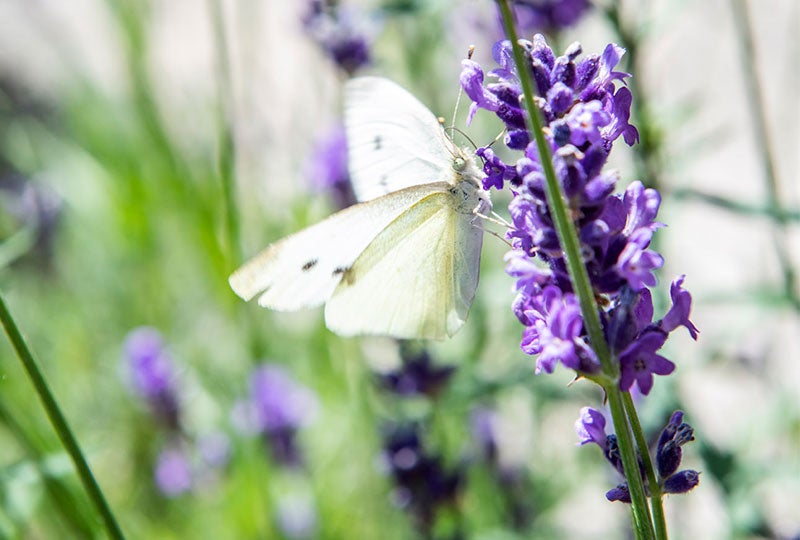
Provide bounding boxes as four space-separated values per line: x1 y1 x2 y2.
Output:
232 364 319 538
232 364 317 468
303 0 374 75
124 327 230 497
502 0 592 36
463 4 700 536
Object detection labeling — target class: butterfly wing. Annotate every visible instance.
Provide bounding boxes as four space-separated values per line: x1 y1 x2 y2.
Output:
324 186 484 340
345 77 458 202
229 184 449 311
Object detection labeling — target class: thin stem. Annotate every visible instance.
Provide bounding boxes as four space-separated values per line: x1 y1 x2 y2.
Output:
209 0 242 267
604 388 654 539
0 293 126 540
730 0 800 312
495 2 654 537
622 392 667 539
0 399 97 537
671 188 800 221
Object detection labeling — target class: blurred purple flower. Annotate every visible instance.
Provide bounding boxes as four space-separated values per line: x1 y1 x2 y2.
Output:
249 365 316 432
123 327 180 429
471 407 499 462
508 0 592 34
154 447 192 497
233 364 317 467
376 350 455 398
0 172 62 267
304 125 356 209
381 423 463 530
303 0 374 74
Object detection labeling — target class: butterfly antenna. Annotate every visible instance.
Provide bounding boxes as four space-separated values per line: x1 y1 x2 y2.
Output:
487 229 513 248
487 129 505 149
471 218 513 248
491 210 513 229
446 126 479 151
476 211 513 230
450 45 475 131
475 130 507 166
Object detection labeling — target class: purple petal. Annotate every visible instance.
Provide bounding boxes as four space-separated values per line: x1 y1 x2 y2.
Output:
575 407 607 448
660 275 699 339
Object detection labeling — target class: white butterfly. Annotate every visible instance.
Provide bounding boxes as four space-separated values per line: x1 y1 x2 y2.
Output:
229 77 491 340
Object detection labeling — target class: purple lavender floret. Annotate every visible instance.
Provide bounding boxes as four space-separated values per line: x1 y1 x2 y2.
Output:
662 470 700 494
578 409 699 501
575 406 607 448
606 483 631 503
461 34 696 397
656 411 696 481
574 407 625 476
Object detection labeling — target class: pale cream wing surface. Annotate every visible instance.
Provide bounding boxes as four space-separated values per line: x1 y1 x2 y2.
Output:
323 187 484 340
229 184 448 311
345 77 458 202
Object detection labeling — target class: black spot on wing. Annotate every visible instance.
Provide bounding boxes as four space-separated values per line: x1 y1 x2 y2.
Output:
373 135 382 151
333 266 355 285
301 259 318 271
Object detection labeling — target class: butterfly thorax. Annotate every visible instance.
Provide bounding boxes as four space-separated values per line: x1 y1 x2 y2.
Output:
450 150 491 217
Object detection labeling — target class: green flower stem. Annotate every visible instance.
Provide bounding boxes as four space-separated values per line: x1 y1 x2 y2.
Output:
0 293 126 540
496 4 612 375
622 392 667 539
495 2 654 538
604 388 654 539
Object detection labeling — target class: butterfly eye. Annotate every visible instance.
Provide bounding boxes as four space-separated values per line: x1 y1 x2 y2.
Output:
452 156 467 172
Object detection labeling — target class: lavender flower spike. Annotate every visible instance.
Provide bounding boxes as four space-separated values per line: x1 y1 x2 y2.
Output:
124 327 181 429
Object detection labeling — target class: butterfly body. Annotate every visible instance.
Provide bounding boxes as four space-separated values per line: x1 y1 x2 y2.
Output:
230 77 490 340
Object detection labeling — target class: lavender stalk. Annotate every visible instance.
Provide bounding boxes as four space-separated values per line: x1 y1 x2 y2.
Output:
462 2 703 537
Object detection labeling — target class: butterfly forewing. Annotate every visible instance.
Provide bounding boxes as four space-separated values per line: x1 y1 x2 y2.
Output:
345 77 459 202
229 184 449 311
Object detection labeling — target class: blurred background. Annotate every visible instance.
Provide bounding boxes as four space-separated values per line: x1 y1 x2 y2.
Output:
0 0 797 538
